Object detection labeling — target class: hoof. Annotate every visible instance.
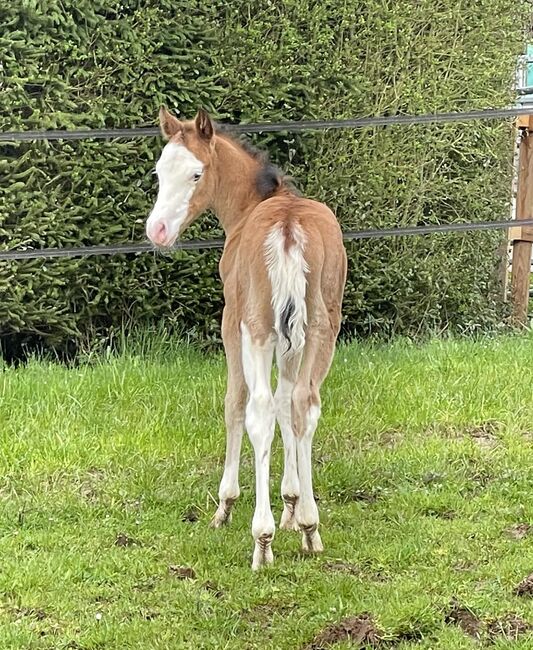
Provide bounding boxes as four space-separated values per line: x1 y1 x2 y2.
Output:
210 511 232 528
252 533 274 570
280 495 300 531
301 524 323 553
209 498 235 528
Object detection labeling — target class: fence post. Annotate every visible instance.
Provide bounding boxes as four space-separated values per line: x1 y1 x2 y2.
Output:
510 116 533 325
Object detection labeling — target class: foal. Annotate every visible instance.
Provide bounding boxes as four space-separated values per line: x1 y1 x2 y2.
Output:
146 108 347 569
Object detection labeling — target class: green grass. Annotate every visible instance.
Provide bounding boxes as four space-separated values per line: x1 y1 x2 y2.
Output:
1 334 533 649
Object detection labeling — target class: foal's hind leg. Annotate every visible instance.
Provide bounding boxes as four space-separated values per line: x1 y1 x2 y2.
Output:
292 325 337 553
274 345 302 531
241 323 276 570
211 310 247 528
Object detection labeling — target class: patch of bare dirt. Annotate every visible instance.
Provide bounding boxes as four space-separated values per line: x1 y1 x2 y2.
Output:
446 600 532 642
9 606 47 622
181 507 200 523
169 565 196 580
202 580 224 598
114 533 140 547
515 573 533 597
437 422 500 450
445 601 482 639
487 614 532 641
77 467 106 502
379 430 404 448
465 422 500 449
506 524 532 540
302 614 383 649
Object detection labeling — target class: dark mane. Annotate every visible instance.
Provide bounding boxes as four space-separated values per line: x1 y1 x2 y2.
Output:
215 123 298 200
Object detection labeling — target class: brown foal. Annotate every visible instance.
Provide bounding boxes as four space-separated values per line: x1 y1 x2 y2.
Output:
146 108 347 569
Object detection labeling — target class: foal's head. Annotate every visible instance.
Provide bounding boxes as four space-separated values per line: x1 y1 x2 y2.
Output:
146 108 216 247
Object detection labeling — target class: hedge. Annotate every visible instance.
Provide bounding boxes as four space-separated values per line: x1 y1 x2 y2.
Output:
0 0 526 356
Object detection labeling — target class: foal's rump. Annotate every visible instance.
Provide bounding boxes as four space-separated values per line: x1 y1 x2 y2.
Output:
240 195 345 353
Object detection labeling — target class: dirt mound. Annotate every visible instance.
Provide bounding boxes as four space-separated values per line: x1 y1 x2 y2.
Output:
302 614 383 649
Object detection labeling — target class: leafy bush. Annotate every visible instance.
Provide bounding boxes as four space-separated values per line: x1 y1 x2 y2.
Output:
0 0 526 354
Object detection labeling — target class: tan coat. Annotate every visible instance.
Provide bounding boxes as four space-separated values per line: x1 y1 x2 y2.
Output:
146 108 347 569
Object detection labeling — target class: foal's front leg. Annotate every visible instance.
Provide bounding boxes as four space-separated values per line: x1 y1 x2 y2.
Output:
210 377 246 527
211 319 247 528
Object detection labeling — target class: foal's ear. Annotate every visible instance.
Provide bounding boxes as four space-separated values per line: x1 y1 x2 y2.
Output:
195 108 214 141
159 107 183 140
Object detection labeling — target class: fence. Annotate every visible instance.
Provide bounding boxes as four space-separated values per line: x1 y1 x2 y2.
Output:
2 106 533 142
3 105 533 323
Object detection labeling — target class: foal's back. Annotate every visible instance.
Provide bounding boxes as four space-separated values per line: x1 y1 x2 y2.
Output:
233 193 346 347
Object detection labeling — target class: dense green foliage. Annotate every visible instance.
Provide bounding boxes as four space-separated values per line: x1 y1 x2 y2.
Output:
0 1 526 352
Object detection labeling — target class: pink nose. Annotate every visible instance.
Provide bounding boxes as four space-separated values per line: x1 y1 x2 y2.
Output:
150 221 167 245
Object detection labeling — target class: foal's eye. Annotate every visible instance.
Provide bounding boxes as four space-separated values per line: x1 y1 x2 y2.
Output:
193 172 202 182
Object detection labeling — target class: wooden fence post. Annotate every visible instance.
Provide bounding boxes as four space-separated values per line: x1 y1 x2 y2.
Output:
510 115 533 325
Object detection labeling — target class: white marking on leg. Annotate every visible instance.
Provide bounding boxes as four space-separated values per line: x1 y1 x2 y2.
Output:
296 403 323 552
274 347 301 530
241 323 276 569
218 405 244 500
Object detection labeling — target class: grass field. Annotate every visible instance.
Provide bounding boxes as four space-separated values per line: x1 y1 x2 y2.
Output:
1 334 533 649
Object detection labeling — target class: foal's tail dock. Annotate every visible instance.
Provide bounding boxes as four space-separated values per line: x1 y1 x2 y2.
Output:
264 222 309 354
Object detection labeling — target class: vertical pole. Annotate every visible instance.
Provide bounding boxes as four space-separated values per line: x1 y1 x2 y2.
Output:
501 127 523 302
511 120 533 325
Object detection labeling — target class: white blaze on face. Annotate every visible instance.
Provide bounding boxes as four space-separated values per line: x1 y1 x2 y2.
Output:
146 143 203 247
